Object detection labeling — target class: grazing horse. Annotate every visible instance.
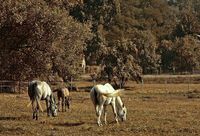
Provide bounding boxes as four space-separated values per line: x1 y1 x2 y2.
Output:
90 83 127 126
28 80 58 120
54 87 71 112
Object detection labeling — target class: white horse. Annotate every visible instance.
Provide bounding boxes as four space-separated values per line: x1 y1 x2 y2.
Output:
28 80 58 120
90 83 127 126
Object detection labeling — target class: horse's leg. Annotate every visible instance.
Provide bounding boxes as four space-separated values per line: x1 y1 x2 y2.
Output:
62 97 65 112
97 104 104 126
64 97 67 111
65 97 70 110
36 104 39 120
58 97 61 112
46 96 51 116
111 102 119 125
104 105 107 125
32 100 36 120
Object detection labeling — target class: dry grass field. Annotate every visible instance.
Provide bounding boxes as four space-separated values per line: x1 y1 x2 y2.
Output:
1 81 200 136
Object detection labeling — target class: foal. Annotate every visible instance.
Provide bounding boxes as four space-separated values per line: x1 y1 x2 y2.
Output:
54 88 71 112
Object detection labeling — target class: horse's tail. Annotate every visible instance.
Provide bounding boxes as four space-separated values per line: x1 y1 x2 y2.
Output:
26 96 43 112
90 87 99 106
36 97 43 112
101 89 124 97
27 81 37 108
27 81 43 112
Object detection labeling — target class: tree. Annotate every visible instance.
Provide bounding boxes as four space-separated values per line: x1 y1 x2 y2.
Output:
173 10 200 38
134 30 160 74
173 36 200 72
0 0 91 80
70 0 119 64
101 38 142 88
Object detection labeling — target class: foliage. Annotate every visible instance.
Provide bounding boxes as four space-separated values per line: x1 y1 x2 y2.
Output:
173 36 200 71
0 0 200 83
0 0 91 80
101 38 142 87
68 0 200 85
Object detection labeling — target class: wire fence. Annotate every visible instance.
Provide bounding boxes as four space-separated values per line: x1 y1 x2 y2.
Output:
0 81 23 93
0 74 200 94
0 80 80 93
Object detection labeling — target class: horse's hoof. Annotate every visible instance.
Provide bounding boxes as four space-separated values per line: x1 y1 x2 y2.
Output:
98 123 103 126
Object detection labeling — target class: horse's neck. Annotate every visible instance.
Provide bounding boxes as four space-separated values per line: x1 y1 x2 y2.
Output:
116 96 123 109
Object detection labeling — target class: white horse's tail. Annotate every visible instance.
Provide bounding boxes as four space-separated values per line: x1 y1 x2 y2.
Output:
27 101 32 107
36 97 43 112
26 98 43 112
27 81 43 112
90 87 100 106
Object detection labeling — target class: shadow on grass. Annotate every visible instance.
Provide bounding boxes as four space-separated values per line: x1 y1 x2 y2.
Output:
0 116 21 121
0 115 30 121
78 86 93 92
0 125 24 134
54 122 85 127
185 89 200 99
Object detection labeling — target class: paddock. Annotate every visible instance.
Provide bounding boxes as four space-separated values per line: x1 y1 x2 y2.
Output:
1 82 200 136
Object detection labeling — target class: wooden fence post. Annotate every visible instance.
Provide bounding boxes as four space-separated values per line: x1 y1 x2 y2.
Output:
18 81 21 94
141 79 144 92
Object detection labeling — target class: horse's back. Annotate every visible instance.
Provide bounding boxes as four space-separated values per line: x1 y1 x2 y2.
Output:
90 83 116 106
28 80 52 100
57 88 69 98
104 83 115 93
94 83 115 94
38 81 52 99
62 88 69 96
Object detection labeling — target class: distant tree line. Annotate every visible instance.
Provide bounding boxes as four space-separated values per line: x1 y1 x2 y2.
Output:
0 0 200 86
70 0 200 86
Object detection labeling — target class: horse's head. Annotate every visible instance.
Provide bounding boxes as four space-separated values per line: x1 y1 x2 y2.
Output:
118 104 127 122
50 95 58 117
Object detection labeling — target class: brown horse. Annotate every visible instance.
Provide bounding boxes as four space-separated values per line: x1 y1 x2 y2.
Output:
54 87 71 112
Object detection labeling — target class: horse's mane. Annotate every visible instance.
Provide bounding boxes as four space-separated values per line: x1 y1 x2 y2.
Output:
116 96 124 108
95 83 123 97
101 90 122 97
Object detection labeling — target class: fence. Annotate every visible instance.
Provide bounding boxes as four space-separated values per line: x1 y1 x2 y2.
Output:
139 74 200 92
0 80 78 94
0 81 28 93
0 74 200 93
